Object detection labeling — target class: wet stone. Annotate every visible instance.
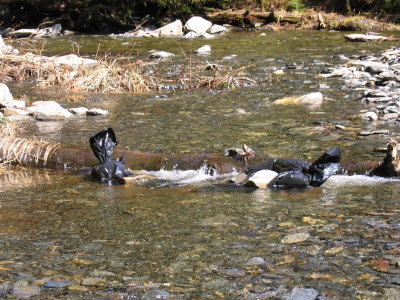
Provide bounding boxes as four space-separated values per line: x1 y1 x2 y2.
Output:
290 287 319 300
219 267 246 277
142 289 170 299
81 277 106 286
43 279 75 288
246 256 266 266
12 280 41 298
281 232 311 244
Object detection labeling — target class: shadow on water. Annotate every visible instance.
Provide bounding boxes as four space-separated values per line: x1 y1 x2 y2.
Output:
2 31 400 298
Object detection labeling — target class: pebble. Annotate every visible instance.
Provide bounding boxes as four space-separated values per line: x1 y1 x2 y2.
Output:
142 289 170 299
81 277 105 286
290 287 319 300
281 232 311 244
43 279 75 288
246 256 266 266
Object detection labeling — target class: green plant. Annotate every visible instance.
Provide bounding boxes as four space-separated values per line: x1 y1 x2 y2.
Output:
286 0 304 11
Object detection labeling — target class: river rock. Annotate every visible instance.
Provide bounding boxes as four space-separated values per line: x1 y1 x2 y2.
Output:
142 289 170 299
53 54 98 66
297 92 324 104
194 45 211 54
0 83 14 108
81 277 105 286
290 287 319 300
68 107 88 115
0 35 18 54
154 19 183 37
86 108 109 116
358 129 389 136
12 281 41 298
274 92 324 105
0 112 3 118
281 232 310 244
43 279 75 288
148 51 174 59
184 31 201 39
184 16 212 34
30 101 73 120
37 24 62 38
246 256 266 266
2 108 29 117
361 111 379 121
242 169 278 189
208 24 227 34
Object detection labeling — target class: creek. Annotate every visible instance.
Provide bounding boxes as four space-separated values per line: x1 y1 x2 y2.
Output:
1 31 400 298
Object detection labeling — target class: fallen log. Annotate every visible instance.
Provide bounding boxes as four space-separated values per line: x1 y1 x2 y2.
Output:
0 137 242 174
0 137 385 177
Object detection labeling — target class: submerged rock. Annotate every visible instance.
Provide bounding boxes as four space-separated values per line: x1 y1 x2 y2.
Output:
281 232 310 244
12 281 41 298
290 287 319 300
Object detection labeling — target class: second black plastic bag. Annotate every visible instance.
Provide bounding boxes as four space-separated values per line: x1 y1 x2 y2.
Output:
89 128 132 183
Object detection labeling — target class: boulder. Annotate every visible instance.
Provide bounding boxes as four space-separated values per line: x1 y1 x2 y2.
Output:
30 101 73 120
0 83 14 108
194 45 211 54
69 107 88 115
242 169 278 189
208 24 227 34
184 31 201 39
184 16 212 34
154 20 183 37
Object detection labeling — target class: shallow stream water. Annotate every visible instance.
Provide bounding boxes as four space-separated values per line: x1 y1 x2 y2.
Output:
2 31 400 298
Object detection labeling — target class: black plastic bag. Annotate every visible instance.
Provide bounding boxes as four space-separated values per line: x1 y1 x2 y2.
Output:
246 147 341 188
308 146 341 186
89 128 132 183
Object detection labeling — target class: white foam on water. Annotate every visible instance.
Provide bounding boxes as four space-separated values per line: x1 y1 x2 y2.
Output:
325 174 400 187
142 166 238 186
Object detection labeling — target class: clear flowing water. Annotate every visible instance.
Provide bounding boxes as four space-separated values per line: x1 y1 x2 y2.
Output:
2 31 400 298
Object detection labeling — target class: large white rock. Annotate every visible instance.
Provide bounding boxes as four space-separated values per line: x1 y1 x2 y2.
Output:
30 101 73 120
195 45 211 54
154 20 183 37
243 170 278 189
184 16 212 34
208 24 227 34
0 83 14 108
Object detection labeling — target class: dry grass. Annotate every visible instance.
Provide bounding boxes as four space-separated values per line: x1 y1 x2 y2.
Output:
0 137 60 166
0 50 258 94
0 53 150 93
